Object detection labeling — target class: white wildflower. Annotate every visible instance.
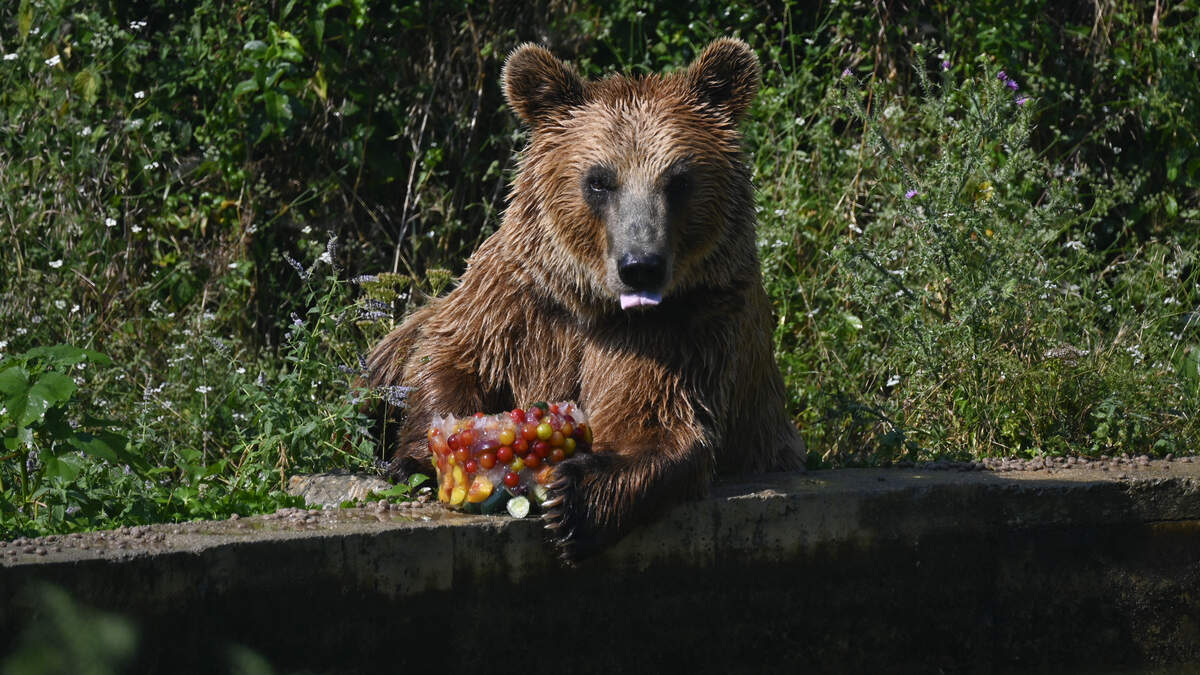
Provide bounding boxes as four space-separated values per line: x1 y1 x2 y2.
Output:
1062 240 1084 251
195 385 213 394
44 54 61 67
131 224 142 233
134 90 145 99
2 53 17 61
1164 297 1180 305
886 374 901 387
105 217 117 228
54 300 67 310
49 259 63 268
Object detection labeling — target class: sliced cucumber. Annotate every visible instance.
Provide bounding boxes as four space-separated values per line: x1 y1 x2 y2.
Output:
529 483 549 506
479 487 510 515
506 495 531 519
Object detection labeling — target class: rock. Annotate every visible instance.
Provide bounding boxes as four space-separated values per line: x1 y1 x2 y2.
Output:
286 471 393 507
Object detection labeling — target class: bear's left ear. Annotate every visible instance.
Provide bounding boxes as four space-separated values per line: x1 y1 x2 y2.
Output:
503 44 587 129
685 38 761 124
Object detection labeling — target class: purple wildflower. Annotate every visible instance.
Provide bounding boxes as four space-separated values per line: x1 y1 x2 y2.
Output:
941 60 951 71
1015 96 1029 106
1006 78 1019 91
905 189 918 199
997 71 1007 81
841 68 852 78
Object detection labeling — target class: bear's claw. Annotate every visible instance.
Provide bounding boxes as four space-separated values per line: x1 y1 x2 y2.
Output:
541 455 609 563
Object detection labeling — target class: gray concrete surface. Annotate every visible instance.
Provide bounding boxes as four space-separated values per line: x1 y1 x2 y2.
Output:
3 461 1200 673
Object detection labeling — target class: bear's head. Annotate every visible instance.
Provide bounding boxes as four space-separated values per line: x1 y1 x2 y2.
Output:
502 39 761 314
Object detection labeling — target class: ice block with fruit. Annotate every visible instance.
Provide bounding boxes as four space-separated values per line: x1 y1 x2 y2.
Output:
427 401 593 517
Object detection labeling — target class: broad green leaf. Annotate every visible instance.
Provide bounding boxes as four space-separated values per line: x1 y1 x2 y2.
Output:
23 372 77 427
0 365 29 399
67 432 121 464
40 451 83 482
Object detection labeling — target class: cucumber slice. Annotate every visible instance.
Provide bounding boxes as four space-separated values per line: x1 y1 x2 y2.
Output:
529 483 549 506
479 487 510 515
506 495 531 519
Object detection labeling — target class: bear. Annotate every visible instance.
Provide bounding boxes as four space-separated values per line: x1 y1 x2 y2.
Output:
367 38 803 561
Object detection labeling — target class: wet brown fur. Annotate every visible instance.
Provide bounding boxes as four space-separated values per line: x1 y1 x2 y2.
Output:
366 38 803 560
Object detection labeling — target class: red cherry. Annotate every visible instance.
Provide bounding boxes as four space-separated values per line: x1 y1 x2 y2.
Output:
521 422 538 441
549 448 566 464
464 459 478 474
513 438 530 456
459 429 475 447
447 433 461 451
533 440 550 459
454 448 469 464
496 446 514 463
503 471 520 488
478 438 500 454
478 452 496 470
524 453 542 469
549 403 560 414
509 409 525 424
528 406 545 420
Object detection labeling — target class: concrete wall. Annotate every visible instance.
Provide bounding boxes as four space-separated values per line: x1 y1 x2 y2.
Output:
3 464 1200 673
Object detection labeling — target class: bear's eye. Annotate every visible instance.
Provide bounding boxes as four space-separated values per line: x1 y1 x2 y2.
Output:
583 166 617 210
663 163 694 204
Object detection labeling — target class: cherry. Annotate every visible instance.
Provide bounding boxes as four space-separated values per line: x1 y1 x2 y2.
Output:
454 447 469 464
496 445 514 463
503 472 520 488
524 453 542 469
549 430 565 447
533 440 550 459
560 422 573 438
498 428 516 446
447 433 461 451
459 429 475 447
478 451 496 470
536 423 553 441
521 422 539 441
509 408 525 424
513 438 530 456
464 459 478 474
549 448 566 464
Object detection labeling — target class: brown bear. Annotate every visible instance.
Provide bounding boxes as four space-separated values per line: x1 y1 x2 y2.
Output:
367 38 803 561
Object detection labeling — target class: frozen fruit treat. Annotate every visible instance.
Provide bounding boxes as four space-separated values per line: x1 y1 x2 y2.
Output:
427 401 593 516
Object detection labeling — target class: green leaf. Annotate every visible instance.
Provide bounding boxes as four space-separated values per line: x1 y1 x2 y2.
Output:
67 432 122 465
40 451 83 482
21 372 77 428
0 365 30 400
233 78 259 98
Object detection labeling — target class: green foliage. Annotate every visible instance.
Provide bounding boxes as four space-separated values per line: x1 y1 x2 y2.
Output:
0 0 1198 535
2 585 137 675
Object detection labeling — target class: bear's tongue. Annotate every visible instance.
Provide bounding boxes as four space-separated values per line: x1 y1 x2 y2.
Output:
620 292 662 310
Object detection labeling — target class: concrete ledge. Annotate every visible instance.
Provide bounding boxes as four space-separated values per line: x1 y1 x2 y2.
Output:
3 464 1200 673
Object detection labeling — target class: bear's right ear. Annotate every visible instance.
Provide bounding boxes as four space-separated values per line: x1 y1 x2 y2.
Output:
503 44 586 129
685 38 761 124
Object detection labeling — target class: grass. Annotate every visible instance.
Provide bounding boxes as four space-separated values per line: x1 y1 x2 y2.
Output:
2 0 1198 538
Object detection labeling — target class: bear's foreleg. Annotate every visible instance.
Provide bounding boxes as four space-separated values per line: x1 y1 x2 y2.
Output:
542 423 714 562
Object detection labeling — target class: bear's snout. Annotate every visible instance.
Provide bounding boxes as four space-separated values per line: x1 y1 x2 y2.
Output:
617 252 667 292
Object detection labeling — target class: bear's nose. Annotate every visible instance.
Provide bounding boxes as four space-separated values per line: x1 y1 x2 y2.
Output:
617 253 667 291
